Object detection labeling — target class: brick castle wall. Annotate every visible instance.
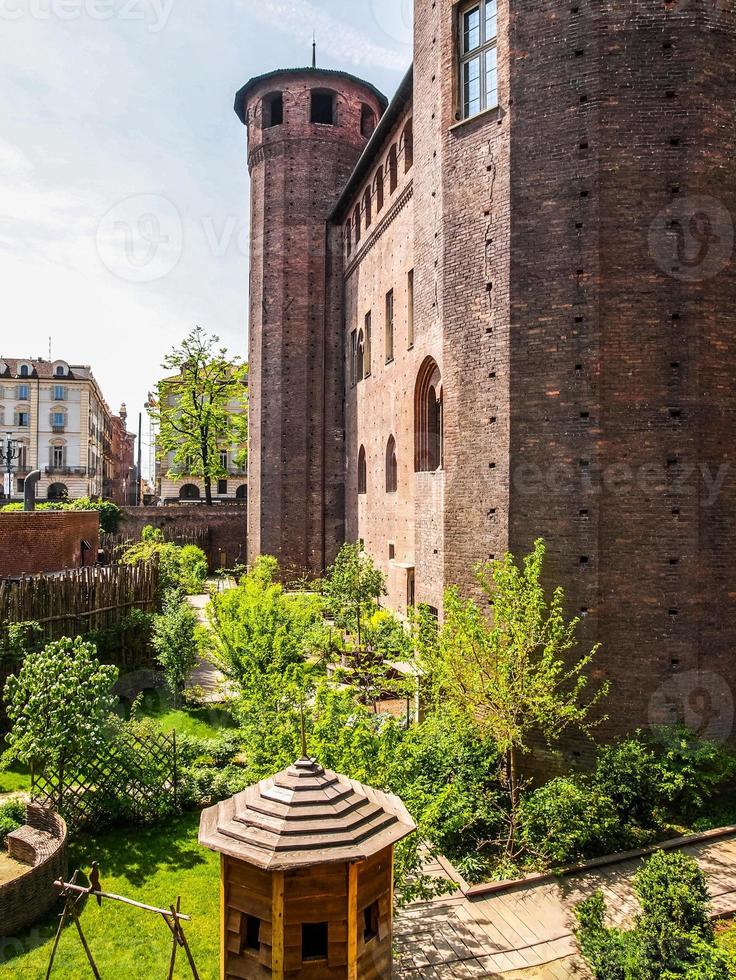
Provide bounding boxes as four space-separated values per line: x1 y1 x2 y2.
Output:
0 512 99 578
118 506 247 572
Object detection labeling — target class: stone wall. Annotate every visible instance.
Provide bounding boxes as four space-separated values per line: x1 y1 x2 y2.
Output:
0 511 99 578
118 505 247 572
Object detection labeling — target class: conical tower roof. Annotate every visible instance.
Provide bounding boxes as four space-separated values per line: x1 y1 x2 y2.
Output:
199 757 416 871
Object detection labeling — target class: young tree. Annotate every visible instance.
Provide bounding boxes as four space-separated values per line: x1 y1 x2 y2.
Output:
152 595 200 706
3 637 118 806
150 327 248 506
321 543 386 649
421 539 608 856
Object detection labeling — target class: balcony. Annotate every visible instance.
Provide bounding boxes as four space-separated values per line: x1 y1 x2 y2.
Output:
51 425 66 434
46 467 87 477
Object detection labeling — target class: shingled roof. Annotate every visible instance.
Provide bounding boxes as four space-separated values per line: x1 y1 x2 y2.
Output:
199 757 416 871
0 358 91 381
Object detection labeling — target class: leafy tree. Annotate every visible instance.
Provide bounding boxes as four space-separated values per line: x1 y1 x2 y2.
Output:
321 543 386 648
149 327 248 506
120 526 207 598
576 851 731 979
421 539 608 856
3 637 118 806
152 595 200 706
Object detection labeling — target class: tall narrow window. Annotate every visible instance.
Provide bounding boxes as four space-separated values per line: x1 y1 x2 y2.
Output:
350 330 358 386
363 187 372 229
365 312 372 377
407 269 415 349
361 104 377 137
264 92 283 127
415 357 444 472
386 436 398 493
374 168 384 213
385 289 394 363
240 914 261 954
220 449 229 469
401 120 414 172
460 0 498 120
388 145 398 194
357 329 366 383
358 446 367 495
311 90 335 125
354 206 361 245
346 223 352 258
20 364 29 377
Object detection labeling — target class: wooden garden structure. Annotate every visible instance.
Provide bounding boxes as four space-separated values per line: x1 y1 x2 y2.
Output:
199 756 416 980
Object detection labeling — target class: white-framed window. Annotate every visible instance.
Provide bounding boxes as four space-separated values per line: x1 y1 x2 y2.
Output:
53 384 66 400
17 384 29 401
460 0 498 120
220 449 229 470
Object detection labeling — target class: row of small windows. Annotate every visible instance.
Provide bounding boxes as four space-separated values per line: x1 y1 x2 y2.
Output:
261 89 378 134
350 272 414 383
346 120 413 256
357 358 444 492
0 384 67 402
239 902 381 963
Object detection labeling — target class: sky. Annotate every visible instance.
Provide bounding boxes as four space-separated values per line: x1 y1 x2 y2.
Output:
0 0 412 473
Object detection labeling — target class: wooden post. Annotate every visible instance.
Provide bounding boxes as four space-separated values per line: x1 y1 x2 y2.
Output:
271 871 285 980
347 862 359 980
220 856 226 980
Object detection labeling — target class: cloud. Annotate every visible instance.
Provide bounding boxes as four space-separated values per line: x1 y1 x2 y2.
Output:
238 0 409 72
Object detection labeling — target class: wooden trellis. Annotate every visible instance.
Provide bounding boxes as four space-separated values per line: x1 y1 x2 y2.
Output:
47 868 199 979
32 728 179 831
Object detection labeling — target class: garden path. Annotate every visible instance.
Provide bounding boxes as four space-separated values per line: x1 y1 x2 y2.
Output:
395 829 736 979
186 592 231 702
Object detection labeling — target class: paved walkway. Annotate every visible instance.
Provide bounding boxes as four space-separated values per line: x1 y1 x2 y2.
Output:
395 831 736 979
186 592 232 702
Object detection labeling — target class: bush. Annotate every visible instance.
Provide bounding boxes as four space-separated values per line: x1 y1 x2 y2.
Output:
0 798 25 847
593 738 664 830
1 497 121 533
520 778 629 866
120 527 208 598
653 729 736 822
576 851 732 980
152 597 200 706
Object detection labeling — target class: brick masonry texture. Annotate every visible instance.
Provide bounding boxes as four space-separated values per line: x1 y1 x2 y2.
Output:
0 512 99 578
243 1 736 744
118 505 247 572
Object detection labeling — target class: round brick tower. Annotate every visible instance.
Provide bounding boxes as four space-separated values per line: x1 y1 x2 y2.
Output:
237 67 387 578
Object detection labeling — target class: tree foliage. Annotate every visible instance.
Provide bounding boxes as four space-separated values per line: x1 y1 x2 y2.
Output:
421 538 608 856
149 327 248 505
152 595 200 706
3 637 118 804
321 543 386 647
120 526 207 598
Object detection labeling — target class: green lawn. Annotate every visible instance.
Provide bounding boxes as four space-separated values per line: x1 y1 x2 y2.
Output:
0 760 31 796
134 690 235 740
0 811 220 979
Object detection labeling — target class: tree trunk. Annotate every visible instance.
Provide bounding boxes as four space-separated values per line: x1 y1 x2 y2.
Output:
506 747 520 858
204 474 213 506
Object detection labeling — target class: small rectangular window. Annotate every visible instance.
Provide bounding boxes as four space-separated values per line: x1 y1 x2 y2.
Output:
407 269 414 348
54 385 65 400
311 91 335 125
363 901 380 943
265 93 283 128
240 913 261 954
18 385 29 401
385 289 394 363
388 543 395 561
350 329 358 386
365 312 372 376
218 479 228 495
460 0 498 120
302 922 328 962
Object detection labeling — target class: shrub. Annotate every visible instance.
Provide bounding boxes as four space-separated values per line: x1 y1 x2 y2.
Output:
576 851 732 980
653 729 736 822
1 497 121 533
0 798 25 847
120 527 207 598
152 597 200 706
520 777 627 866
593 737 664 830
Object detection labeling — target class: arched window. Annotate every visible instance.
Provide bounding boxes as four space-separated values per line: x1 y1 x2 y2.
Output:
363 187 372 229
401 119 413 172
360 104 377 138
353 206 361 245
263 92 284 128
345 223 352 258
386 436 398 493
180 484 201 501
48 483 69 501
388 145 398 194
19 364 30 378
358 446 367 495
415 357 444 473
373 168 384 213
311 89 336 125
235 484 248 501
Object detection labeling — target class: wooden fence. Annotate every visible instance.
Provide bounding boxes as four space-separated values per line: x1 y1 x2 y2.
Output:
31 727 179 831
0 562 158 642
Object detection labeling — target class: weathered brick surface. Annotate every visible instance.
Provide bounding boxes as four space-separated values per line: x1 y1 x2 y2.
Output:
241 69 386 579
0 512 99 578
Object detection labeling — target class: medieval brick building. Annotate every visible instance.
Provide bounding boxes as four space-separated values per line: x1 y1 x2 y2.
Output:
238 0 736 741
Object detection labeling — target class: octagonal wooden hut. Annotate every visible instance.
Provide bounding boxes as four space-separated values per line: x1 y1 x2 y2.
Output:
199 756 416 980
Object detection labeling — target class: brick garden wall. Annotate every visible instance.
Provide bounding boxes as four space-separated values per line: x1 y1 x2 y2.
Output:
0 512 99 578
118 505 247 572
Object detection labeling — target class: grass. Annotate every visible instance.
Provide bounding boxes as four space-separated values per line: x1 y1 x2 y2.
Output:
0 737 32 797
717 920 736 966
0 811 220 979
132 690 235 741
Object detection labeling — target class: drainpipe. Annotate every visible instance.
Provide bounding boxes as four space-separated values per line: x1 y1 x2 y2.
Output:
24 470 42 512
